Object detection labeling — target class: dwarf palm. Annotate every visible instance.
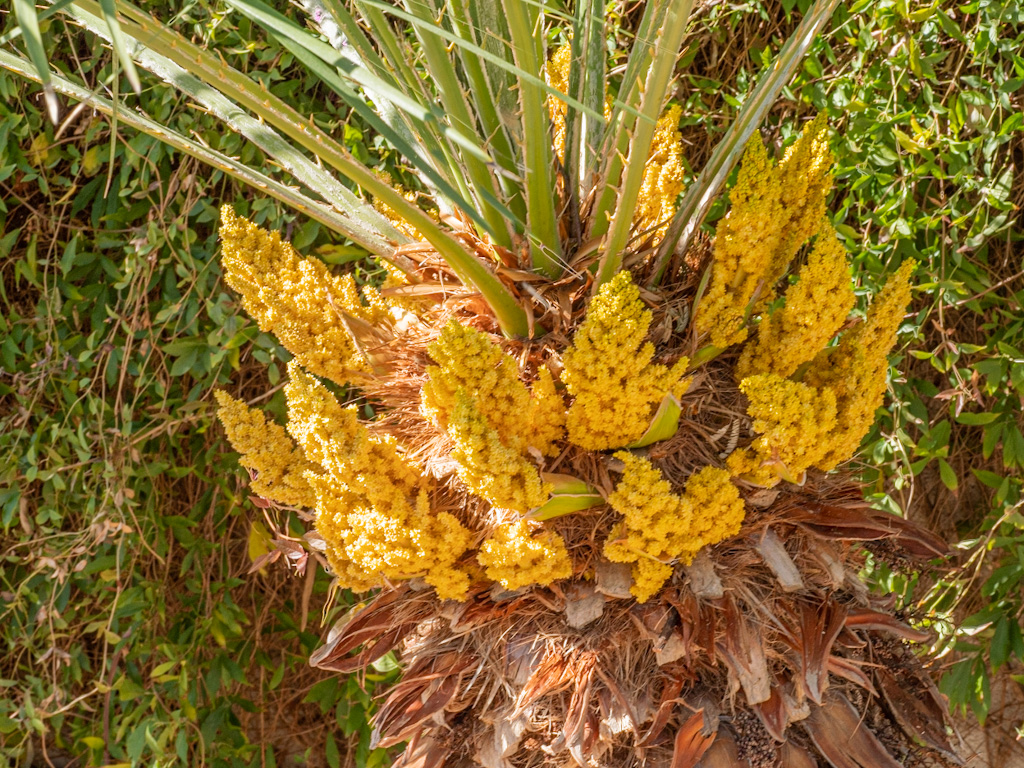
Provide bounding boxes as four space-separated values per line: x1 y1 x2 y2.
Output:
3 1 963 766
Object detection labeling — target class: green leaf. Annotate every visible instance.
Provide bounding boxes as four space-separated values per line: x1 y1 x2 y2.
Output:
150 661 178 679
325 733 341 768
12 0 58 122
500 0 562 276
627 394 683 448
972 468 1005 489
228 0 495 167
594 0 693 288
219 0 517 241
0 40 530 337
589 0 671 241
97 0 142 94
956 411 1000 425
67 0 402 253
0 49 381 252
1003 425 1024 469
982 422 1003 460
446 0 526 221
561 0 605 222
938 458 958 491
991 616 1010 670
530 474 605 520
400 0 513 247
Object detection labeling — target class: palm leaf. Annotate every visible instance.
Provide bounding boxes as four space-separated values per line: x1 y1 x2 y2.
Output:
401 0 514 247
52 0 532 337
225 0 494 168
97 0 141 94
594 0 694 289
445 0 526 223
12 0 59 122
559 0 605 240
67 0 404 247
0 47 389 251
501 0 562 276
588 0 673 240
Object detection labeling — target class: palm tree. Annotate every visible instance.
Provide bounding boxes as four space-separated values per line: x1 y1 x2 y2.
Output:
3 1 963 765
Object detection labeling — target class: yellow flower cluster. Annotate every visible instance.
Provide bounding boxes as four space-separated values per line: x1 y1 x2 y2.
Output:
423 322 564 511
446 391 552 512
547 45 682 243
696 138 781 349
219 206 390 386
477 519 573 591
372 171 425 240
286 364 472 600
680 465 748 552
214 391 318 508
803 260 917 469
770 113 834 292
562 272 688 450
696 115 834 349
546 42 573 161
423 322 563 452
737 221 855 380
604 453 745 602
727 374 839 486
633 105 685 242
529 366 568 459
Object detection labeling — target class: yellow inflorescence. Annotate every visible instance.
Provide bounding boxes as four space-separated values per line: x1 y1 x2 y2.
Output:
696 137 783 349
737 221 855 380
633 105 685 242
629 558 674 605
769 113 834 292
547 45 683 244
285 364 472 600
214 391 319 508
372 171 425 241
546 42 573 161
728 373 839 486
446 390 552 513
562 272 688 450
219 206 390 386
804 260 917 470
841 258 916 357
696 116 834 349
477 519 573 591
529 366 568 457
423 321 565 455
422 322 565 511
680 466 747 551
423 322 525 441
307 478 392 595
604 453 745 602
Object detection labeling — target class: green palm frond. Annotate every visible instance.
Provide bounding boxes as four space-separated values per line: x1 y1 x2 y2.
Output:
2 0 842 339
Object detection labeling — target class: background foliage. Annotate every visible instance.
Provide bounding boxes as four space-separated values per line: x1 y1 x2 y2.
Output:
1 0 1021 766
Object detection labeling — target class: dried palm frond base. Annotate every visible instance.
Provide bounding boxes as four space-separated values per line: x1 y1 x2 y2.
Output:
313 478 962 768
306 306 964 768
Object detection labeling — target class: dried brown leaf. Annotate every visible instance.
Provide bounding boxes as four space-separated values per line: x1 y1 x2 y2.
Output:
804 692 903 768
875 668 962 764
845 608 931 643
671 710 716 768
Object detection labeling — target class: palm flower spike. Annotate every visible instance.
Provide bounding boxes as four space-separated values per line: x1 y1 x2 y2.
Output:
17 0 960 765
